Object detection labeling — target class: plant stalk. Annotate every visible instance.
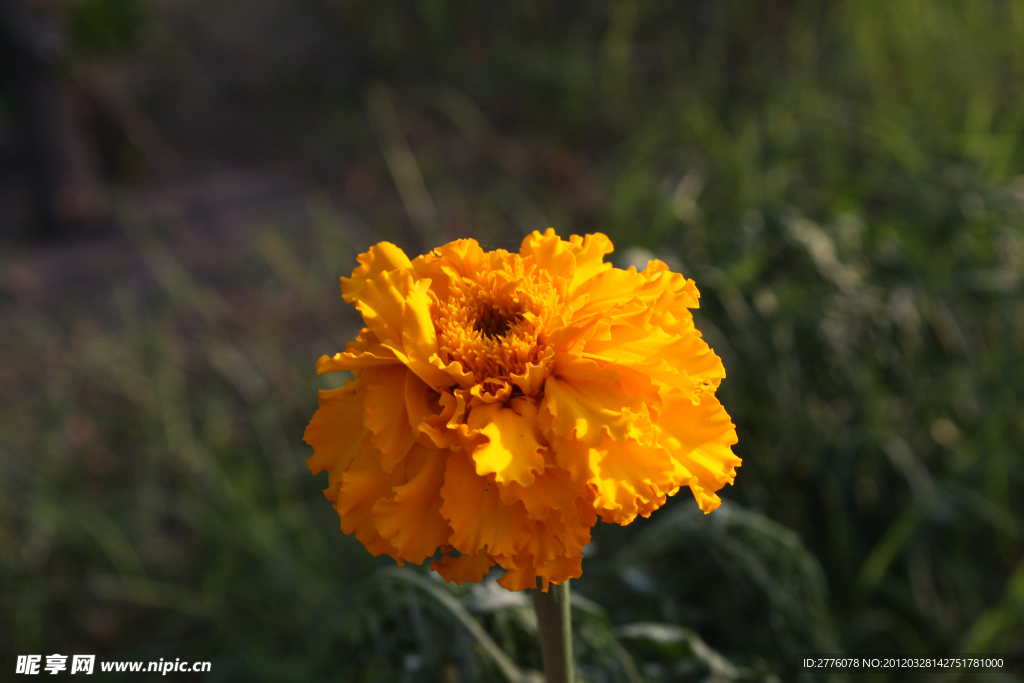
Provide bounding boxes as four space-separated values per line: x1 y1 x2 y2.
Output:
531 580 574 683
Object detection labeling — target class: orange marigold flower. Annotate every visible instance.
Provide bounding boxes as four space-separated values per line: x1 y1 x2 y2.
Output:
304 230 740 591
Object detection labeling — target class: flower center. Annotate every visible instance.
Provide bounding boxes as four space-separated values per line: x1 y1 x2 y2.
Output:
473 304 523 339
432 253 564 389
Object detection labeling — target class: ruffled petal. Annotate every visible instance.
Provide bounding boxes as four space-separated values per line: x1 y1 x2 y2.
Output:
341 242 412 303
355 269 415 347
493 479 595 591
583 323 679 365
658 392 741 513
431 549 494 585
550 435 593 483
571 260 699 321
430 355 477 390
404 370 443 446
418 390 466 450
372 443 452 564
317 328 399 373
440 449 533 559
399 279 454 389
525 505 592 561
511 525 564 570
541 370 651 447
583 322 726 400
509 347 554 396
335 440 406 560
304 381 368 488
467 398 546 487
411 238 487 304
537 555 584 589
565 232 614 291
357 364 415 472
590 435 677 525
343 275 457 390
520 228 577 284
495 553 542 591
495 538 585 592
497 464 580 522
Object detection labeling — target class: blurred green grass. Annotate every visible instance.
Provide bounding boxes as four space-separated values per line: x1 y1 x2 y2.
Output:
2 0 1024 681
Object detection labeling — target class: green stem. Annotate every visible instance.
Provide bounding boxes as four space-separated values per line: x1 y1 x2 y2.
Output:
531 580 574 683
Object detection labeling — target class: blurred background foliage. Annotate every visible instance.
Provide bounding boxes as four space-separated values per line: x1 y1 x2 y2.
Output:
1 0 1023 681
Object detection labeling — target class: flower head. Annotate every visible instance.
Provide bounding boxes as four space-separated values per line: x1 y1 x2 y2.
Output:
305 230 740 591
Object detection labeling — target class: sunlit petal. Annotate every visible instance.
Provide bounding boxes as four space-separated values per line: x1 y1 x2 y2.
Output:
440 449 533 559
566 232 614 291
340 242 412 303
589 435 677 525
541 373 651 446
659 392 741 513
468 398 546 487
